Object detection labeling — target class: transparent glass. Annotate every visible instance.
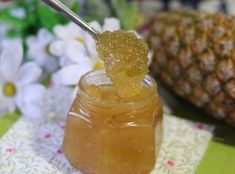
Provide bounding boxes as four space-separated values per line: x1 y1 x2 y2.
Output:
63 69 163 174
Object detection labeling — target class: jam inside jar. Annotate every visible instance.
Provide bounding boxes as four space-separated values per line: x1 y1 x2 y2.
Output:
63 69 163 174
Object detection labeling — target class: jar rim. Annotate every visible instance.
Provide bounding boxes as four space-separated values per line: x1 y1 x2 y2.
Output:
78 69 157 106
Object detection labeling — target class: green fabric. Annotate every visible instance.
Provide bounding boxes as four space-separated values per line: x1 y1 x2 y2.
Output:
0 113 20 137
172 97 235 174
196 141 235 174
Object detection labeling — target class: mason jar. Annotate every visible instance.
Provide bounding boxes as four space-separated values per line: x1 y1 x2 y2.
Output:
63 69 163 174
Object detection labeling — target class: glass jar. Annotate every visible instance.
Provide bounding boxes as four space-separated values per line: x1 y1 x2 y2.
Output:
63 69 163 174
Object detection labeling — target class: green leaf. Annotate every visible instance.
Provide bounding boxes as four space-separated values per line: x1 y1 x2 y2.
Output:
6 28 20 38
82 15 99 23
0 9 28 28
111 0 139 30
37 1 81 31
0 0 83 36
37 4 65 31
70 0 80 12
0 0 39 36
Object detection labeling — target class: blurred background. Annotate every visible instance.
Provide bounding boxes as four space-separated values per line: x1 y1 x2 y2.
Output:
0 1 235 174
1 0 234 30
1 0 233 13
1 0 235 124
1 0 234 38
0 0 235 121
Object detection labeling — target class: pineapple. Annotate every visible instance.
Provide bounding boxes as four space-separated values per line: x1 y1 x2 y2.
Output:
140 11 235 125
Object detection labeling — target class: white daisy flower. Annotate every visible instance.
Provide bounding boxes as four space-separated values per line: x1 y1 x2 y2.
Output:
49 22 86 67
0 41 44 117
26 29 59 73
16 84 46 121
16 85 74 123
51 17 121 86
41 86 74 122
17 85 74 122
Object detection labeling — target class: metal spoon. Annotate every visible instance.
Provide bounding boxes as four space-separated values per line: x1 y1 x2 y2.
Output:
41 0 98 38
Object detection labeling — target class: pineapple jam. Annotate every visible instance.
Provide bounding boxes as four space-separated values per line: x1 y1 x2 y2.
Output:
63 30 163 174
96 30 148 98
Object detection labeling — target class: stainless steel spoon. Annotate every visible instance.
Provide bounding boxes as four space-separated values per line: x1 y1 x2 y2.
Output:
41 0 98 38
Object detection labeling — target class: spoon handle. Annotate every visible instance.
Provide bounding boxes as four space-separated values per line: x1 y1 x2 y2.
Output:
41 0 97 37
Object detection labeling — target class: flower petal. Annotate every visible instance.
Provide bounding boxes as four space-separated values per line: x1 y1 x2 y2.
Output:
43 57 59 73
59 56 74 67
103 18 121 32
0 41 23 80
16 84 46 119
67 22 84 38
21 104 44 122
49 40 65 57
16 84 46 108
0 72 5 84
64 40 91 64
0 98 9 115
0 38 22 50
52 64 92 86
89 21 102 32
26 34 54 71
53 22 83 39
51 71 63 87
38 28 54 43
26 36 40 61
53 24 67 38
26 36 37 46
72 86 78 101
83 33 98 59
43 86 73 118
16 62 42 86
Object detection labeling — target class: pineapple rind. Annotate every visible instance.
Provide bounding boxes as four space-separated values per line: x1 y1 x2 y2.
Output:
142 11 235 125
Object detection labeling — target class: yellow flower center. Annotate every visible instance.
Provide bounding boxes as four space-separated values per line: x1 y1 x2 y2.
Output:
45 43 54 57
93 60 104 70
76 37 84 44
3 82 17 97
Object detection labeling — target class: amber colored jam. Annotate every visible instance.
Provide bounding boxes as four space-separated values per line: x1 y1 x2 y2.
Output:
63 70 163 174
96 30 149 98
